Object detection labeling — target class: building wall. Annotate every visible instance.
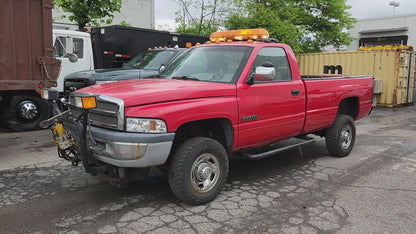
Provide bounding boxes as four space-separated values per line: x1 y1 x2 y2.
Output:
348 14 416 51
53 0 155 30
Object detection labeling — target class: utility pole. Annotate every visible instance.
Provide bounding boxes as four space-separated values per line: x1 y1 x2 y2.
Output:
389 1 400 16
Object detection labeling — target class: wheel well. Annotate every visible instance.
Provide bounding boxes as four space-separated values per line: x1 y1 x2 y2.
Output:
0 91 41 110
172 118 234 153
338 97 359 119
0 90 40 98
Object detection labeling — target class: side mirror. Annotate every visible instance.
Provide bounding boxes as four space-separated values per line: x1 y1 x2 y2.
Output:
254 66 275 81
67 53 79 63
159 64 166 73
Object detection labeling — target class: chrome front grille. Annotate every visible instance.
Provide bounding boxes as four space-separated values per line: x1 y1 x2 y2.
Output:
69 94 124 130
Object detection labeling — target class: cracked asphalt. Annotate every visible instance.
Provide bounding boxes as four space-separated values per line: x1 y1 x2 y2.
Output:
0 105 415 233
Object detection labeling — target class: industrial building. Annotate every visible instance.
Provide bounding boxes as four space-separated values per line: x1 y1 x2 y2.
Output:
347 14 416 50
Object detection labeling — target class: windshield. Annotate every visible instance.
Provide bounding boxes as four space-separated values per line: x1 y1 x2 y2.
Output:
123 50 180 69
161 46 251 83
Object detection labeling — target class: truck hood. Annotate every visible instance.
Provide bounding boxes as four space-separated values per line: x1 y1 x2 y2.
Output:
65 68 159 82
76 79 236 107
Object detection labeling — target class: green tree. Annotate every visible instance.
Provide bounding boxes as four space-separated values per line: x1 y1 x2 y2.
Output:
175 0 237 36
53 0 122 29
227 0 355 53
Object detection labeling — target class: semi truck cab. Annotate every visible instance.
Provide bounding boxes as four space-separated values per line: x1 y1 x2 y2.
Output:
53 29 94 93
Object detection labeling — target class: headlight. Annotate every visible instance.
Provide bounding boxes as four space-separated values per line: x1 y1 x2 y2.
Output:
41 89 49 99
41 88 59 100
74 96 83 108
126 118 167 133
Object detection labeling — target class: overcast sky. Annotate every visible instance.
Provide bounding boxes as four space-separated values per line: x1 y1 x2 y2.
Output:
155 0 416 30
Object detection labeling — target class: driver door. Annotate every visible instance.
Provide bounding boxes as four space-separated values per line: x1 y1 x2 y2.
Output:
237 47 305 148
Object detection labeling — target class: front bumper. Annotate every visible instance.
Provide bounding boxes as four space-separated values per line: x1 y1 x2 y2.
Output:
64 119 175 168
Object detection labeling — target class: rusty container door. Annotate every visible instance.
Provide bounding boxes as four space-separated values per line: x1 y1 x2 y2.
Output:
0 0 59 92
297 50 416 107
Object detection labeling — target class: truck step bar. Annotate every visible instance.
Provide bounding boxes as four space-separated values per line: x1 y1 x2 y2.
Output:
239 136 316 160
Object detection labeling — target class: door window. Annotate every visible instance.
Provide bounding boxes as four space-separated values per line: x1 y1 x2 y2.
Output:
54 36 66 57
72 38 84 58
54 36 84 58
251 47 292 83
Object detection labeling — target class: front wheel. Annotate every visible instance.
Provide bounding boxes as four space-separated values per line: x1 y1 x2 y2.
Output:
168 137 229 205
325 114 356 157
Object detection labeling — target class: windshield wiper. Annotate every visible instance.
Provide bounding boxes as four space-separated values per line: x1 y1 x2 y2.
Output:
172 76 199 81
132 65 144 69
144 74 165 79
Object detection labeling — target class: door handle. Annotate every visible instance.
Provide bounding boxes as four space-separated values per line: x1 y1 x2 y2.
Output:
291 89 300 96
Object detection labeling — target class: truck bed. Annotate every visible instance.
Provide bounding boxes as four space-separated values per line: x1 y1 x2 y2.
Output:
301 75 373 134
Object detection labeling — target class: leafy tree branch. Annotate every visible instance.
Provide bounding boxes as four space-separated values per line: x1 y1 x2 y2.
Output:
53 0 122 29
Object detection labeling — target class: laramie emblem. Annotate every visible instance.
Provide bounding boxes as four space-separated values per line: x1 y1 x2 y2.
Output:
241 115 258 122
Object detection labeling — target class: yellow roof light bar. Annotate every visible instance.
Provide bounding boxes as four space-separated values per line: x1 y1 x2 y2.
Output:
210 28 269 42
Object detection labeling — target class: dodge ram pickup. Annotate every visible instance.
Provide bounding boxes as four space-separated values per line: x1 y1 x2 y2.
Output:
41 28 373 205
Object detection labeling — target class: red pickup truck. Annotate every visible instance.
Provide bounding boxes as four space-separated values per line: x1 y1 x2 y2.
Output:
44 29 373 205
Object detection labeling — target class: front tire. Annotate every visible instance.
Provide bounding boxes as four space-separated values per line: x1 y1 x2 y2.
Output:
168 137 229 205
325 114 356 157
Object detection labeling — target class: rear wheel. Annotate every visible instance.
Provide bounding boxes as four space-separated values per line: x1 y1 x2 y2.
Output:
168 137 229 205
325 114 356 157
8 95 50 131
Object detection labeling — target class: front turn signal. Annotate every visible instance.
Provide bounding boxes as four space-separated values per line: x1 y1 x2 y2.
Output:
74 96 97 109
81 96 97 109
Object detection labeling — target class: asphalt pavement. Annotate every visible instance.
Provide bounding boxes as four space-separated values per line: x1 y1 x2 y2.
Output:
0 105 415 233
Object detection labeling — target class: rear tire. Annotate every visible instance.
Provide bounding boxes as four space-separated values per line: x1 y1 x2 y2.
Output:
8 95 50 131
325 114 356 157
168 137 229 205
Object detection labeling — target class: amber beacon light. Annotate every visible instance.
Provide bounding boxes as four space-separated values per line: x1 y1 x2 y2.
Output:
210 28 269 42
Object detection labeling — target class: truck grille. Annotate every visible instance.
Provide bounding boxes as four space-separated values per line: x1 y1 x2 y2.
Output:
69 94 124 130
